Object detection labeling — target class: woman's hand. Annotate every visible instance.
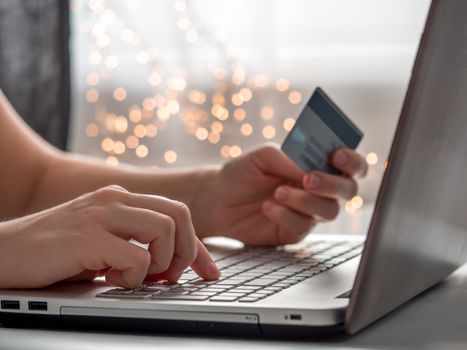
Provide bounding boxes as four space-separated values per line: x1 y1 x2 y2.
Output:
0 185 220 289
191 145 367 246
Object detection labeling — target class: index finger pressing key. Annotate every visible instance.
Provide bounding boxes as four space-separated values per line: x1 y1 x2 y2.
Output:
121 193 217 282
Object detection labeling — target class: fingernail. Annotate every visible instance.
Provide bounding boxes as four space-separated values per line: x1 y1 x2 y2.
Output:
307 174 321 189
275 187 288 202
335 151 349 165
208 262 221 279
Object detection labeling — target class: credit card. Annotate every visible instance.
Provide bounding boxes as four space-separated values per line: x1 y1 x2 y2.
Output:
281 87 363 174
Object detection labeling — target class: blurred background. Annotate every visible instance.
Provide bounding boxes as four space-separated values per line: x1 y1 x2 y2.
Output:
0 0 431 234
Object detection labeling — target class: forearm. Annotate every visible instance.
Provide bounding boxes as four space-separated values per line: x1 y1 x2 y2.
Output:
25 151 219 218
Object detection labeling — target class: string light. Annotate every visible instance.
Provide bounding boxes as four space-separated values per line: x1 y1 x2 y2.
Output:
239 87 252 102
173 0 186 12
276 78 289 92
253 75 268 88
283 117 295 131
129 107 142 122
114 115 128 133
148 72 162 86
240 123 253 136
195 127 209 140
126 135 139 149
260 106 274 120
233 108 246 121
146 124 158 137
104 55 119 69
85 123 99 137
86 89 99 103
78 0 305 168
262 125 276 139
177 17 190 30
136 50 150 64
220 145 230 158
211 121 223 133
366 152 378 165
345 201 356 213
135 144 149 158
208 132 221 144
351 195 364 209
231 93 243 107
185 30 198 42
112 141 126 154
101 137 114 152
88 51 101 64
288 90 302 104
86 72 100 85
164 150 178 163
105 156 119 166
134 124 147 138
113 87 127 101
229 145 242 158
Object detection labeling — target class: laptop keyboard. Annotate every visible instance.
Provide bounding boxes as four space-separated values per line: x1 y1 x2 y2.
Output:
96 240 363 303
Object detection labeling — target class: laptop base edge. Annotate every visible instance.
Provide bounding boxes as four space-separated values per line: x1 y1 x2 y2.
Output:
0 312 344 339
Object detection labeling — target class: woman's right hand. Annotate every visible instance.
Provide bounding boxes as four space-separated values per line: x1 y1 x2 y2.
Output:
0 185 220 289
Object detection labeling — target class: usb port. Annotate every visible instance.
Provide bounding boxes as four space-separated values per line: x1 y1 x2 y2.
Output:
1 300 20 310
28 301 47 311
290 314 302 320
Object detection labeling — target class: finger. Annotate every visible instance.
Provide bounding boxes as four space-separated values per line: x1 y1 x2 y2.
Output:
119 193 198 282
100 205 176 275
274 186 339 221
251 145 305 183
331 148 368 178
81 231 151 288
189 239 221 281
262 200 315 245
303 171 358 200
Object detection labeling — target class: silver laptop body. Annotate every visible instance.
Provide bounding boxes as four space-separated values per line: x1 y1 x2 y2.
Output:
1 0 467 336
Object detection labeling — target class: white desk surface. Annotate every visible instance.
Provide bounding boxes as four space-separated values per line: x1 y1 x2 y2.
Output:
2 205 467 349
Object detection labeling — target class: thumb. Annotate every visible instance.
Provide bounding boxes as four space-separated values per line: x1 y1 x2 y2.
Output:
252 145 304 183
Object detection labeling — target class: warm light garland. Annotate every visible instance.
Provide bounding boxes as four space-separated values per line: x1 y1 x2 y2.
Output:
72 0 383 214
71 0 305 166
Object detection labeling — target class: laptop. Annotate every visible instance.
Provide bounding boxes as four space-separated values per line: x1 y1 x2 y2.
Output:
1 0 467 336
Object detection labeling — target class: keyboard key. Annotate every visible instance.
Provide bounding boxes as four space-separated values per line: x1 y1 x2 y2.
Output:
196 287 230 293
152 295 209 301
103 288 134 294
198 286 232 292
247 293 267 299
160 289 189 295
138 286 171 293
245 279 278 286
253 290 275 296
132 291 156 296
209 296 239 302
217 292 247 297
229 288 256 294
97 293 151 299
238 297 260 302
213 280 241 286
190 291 219 297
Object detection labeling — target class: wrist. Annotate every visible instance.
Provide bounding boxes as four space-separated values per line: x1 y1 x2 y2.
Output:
183 166 220 238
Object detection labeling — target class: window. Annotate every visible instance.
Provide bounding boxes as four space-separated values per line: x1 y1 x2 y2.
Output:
69 0 429 211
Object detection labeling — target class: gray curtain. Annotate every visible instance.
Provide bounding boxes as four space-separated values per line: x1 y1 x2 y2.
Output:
0 0 70 150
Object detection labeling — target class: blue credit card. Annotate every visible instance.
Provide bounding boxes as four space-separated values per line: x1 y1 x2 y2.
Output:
281 87 363 174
